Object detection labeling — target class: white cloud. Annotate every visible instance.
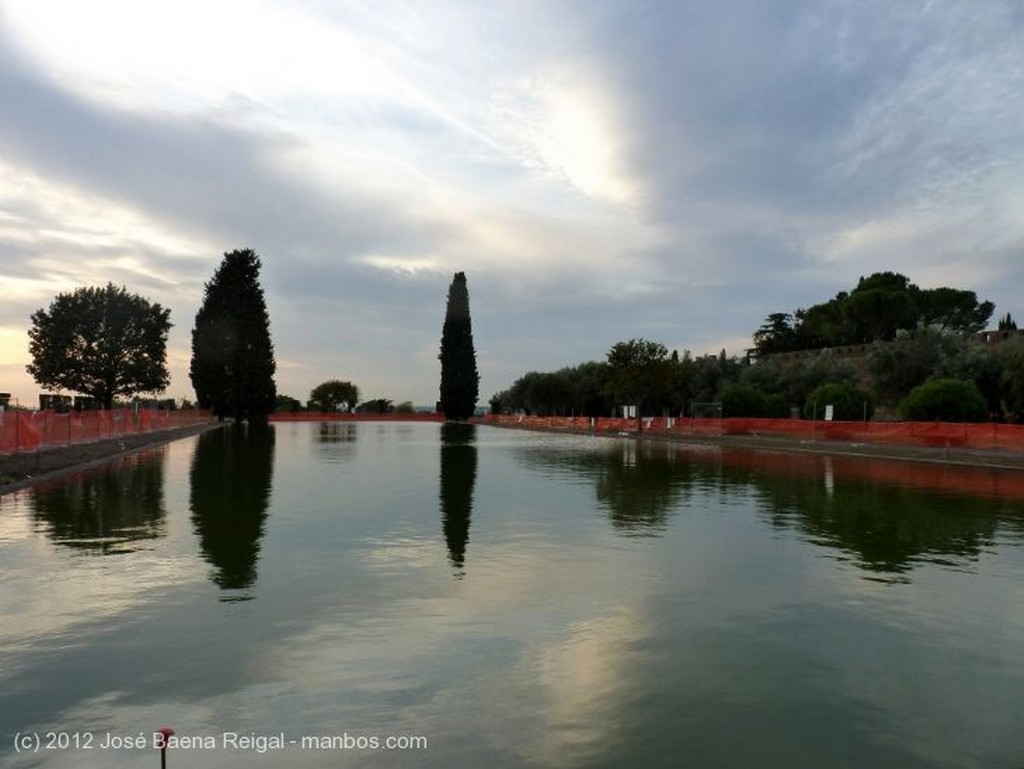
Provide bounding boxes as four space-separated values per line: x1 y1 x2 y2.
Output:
491 67 639 205
1 0 1023 406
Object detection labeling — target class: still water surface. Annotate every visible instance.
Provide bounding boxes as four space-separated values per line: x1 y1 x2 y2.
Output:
2 422 1024 768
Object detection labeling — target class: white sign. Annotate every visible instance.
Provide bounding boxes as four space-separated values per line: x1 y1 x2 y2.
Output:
824 404 834 421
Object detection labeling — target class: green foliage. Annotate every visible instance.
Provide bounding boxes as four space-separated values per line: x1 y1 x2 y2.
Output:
741 353 857 408
492 345 753 419
356 398 394 414
309 380 359 412
275 394 303 413
568 361 613 416
998 313 1017 331
439 272 480 420
605 339 677 415
867 329 965 402
488 391 507 415
395 401 415 414
899 378 988 422
719 383 768 417
751 313 799 355
190 249 276 422
686 350 743 408
526 371 573 415
763 393 791 418
846 286 917 342
938 343 1004 418
1000 339 1024 422
751 272 994 355
491 362 613 416
27 283 171 408
803 382 874 421
916 287 994 333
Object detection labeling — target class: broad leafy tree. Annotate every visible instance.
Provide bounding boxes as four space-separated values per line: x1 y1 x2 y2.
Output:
309 380 359 412
752 272 995 354
27 283 171 408
190 249 276 422
439 271 480 420
915 287 994 334
605 339 676 416
356 398 394 414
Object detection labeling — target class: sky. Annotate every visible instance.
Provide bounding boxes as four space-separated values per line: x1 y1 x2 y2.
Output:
1 0 1023 409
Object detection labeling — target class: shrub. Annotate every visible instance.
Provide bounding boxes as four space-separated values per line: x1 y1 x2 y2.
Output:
898 378 988 422
720 384 768 417
803 382 874 421
763 393 792 418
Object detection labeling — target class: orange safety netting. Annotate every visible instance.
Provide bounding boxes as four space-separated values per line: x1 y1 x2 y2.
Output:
0 409 212 455
479 414 1024 454
269 412 445 422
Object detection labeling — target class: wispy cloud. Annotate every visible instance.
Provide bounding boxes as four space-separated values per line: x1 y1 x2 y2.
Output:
0 0 1021 404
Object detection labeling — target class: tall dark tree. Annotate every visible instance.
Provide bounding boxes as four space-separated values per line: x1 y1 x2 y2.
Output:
438 271 479 420
27 283 171 408
190 249 276 422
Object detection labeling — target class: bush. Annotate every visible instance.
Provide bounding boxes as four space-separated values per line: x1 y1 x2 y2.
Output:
803 382 874 421
763 393 791 418
720 384 768 417
899 378 988 422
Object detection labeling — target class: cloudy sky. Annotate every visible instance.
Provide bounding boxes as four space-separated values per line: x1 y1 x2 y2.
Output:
1 0 1022 408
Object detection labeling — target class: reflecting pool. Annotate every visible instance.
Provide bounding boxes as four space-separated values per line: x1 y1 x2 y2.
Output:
2 422 1024 768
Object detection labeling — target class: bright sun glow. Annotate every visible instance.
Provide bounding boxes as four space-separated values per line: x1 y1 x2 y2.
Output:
2 0 402 116
492 72 637 206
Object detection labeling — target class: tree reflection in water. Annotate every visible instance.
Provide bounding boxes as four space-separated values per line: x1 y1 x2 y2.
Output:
516 436 1018 578
31 449 168 554
189 424 275 593
440 422 477 576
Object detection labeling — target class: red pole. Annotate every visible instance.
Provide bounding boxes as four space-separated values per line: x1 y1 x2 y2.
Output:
156 727 174 768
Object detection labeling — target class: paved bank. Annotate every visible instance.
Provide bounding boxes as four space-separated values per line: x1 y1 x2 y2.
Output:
0 421 222 495
484 420 1024 472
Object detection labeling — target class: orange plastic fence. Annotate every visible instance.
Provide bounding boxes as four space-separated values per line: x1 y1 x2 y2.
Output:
0 409 213 456
719 447 1024 501
479 414 1024 454
270 412 445 422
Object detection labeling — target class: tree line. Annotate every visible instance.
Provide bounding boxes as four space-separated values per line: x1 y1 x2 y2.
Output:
24 257 479 421
276 379 415 415
491 273 1024 423
28 249 277 420
751 271 995 355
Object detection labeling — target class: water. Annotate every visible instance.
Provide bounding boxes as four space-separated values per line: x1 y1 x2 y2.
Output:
2 421 1024 768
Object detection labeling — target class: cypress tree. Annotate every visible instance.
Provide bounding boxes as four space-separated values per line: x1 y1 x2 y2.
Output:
439 271 480 420
190 249 276 422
